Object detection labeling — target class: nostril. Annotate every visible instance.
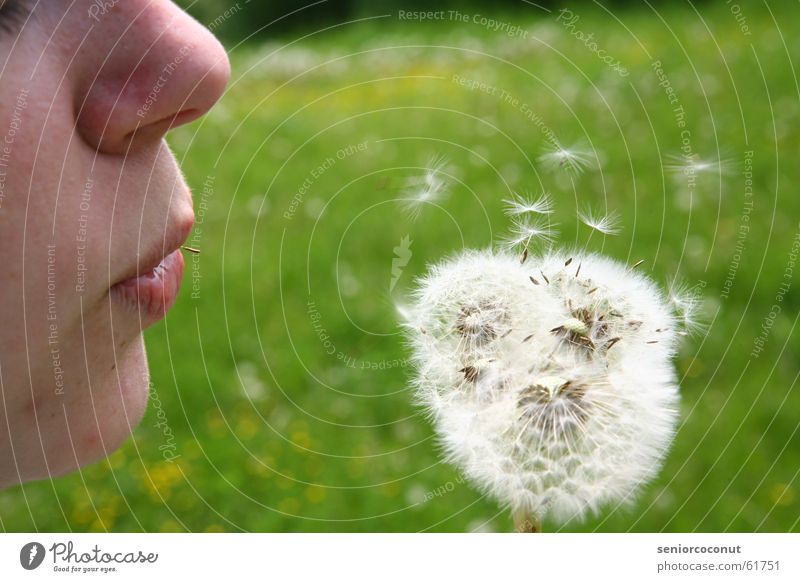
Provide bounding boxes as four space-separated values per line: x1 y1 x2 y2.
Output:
145 108 202 133
120 109 202 146
165 108 201 129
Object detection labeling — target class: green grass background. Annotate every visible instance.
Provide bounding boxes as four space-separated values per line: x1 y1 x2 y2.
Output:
3 2 799 532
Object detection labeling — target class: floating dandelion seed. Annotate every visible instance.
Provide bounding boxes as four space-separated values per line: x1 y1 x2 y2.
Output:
667 280 705 336
401 155 450 219
402 249 684 531
664 153 734 177
538 141 596 175
501 217 559 251
578 208 622 236
503 191 555 217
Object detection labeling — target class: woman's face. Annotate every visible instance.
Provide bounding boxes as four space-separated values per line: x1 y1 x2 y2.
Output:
0 0 229 487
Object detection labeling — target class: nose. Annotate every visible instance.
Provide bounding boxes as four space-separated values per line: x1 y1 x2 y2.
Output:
76 2 230 154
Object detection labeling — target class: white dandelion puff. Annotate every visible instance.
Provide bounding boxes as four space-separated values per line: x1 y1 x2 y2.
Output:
402 249 683 530
578 208 622 236
538 141 597 175
501 217 559 250
503 191 555 217
394 301 416 325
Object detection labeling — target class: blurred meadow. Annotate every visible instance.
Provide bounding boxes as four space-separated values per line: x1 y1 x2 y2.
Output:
3 1 800 532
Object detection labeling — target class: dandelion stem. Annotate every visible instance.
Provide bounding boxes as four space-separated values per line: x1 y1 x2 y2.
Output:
513 510 542 533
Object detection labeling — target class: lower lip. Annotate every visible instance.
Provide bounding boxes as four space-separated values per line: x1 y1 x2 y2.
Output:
110 250 185 326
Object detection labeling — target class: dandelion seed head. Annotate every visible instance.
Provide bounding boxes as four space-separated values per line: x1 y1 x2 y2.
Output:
405 249 683 524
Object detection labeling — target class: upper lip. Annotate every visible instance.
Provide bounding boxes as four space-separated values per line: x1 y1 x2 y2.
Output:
112 215 194 286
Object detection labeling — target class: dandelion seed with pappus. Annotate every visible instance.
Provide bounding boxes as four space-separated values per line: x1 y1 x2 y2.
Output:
402 249 688 531
400 155 450 219
538 141 597 175
501 217 559 251
578 208 622 236
667 280 705 336
664 153 734 177
503 192 555 216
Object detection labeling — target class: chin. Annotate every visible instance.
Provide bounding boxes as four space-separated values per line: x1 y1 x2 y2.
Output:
78 334 152 465
1 312 156 489
38 333 152 484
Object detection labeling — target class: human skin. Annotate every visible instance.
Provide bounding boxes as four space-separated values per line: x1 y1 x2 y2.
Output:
0 0 229 488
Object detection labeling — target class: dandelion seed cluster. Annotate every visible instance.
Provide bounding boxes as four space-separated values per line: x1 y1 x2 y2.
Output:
405 249 683 524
